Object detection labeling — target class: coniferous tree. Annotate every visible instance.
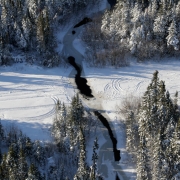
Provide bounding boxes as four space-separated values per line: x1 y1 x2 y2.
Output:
137 71 180 179
166 19 179 50
126 111 136 152
36 12 45 54
0 153 8 180
74 128 89 180
6 145 19 180
26 163 42 180
136 136 150 180
0 120 4 147
33 141 46 167
17 148 28 180
90 137 99 180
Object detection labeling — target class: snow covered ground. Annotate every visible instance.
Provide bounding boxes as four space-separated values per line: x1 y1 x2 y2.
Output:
0 63 74 141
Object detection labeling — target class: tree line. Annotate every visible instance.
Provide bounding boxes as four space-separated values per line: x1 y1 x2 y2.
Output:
82 0 180 67
0 0 100 67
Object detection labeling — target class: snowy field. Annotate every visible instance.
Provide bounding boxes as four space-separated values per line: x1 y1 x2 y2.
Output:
0 63 74 141
84 59 180 111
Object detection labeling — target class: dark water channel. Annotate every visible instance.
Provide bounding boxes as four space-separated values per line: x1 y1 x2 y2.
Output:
68 56 93 98
94 111 120 161
74 17 92 28
108 0 117 8
68 0 120 175
68 55 120 162
116 173 120 180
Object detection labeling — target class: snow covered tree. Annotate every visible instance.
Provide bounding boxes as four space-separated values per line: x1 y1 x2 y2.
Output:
90 137 99 180
28 0 38 19
137 70 180 179
0 153 8 180
136 136 150 180
0 120 4 147
120 2 131 38
6 145 19 179
33 141 46 166
22 16 33 50
74 128 90 180
152 131 162 180
24 137 33 157
67 94 84 146
36 12 45 54
17 148 28 180
26 163 42 180
166 19 179 50
153 15 167 44
101 10 111 36
126 111 139 152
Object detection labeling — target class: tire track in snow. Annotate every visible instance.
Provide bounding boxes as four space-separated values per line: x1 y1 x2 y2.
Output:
104 78 146 100
0 104 54 111
133 81 144 93
104 78 127 100
24 96 58 121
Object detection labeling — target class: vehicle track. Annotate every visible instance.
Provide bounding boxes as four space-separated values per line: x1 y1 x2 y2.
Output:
104 78 145 100
24 96 58 121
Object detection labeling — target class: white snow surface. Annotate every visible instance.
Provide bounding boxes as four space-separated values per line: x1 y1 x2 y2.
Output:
0 63 74 141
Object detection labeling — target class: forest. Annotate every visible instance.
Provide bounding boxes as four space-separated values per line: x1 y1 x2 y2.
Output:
0 94 103 179
82 0 180 67
0 0 100 67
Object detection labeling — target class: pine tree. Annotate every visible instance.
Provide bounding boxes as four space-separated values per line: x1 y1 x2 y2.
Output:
126 111 136 152
153 14 168 49
17 148 28 180
24 137 33 157
74 128 89 180
26 163 42 180
33 141 46 167
152 131 162 180
137 71 180 179
28 0 38 19
136 136 150 180
36 12 45 54
90 137 99 180
0 120 4 147
6 145 19 180
166 19 179 50
67 94 84 146
0 153 8 180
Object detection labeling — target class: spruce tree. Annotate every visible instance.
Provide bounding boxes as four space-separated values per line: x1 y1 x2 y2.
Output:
26 163 42 180
0 153 8 180
17 148 28 180
74 128 90 180
0 120 4 147
90 137 99 180
136 136 150 180
6 145 19 180
166 19 179 50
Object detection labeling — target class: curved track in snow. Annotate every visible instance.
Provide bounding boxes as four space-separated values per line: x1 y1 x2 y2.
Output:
104 78 146 100
0 72 72 122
